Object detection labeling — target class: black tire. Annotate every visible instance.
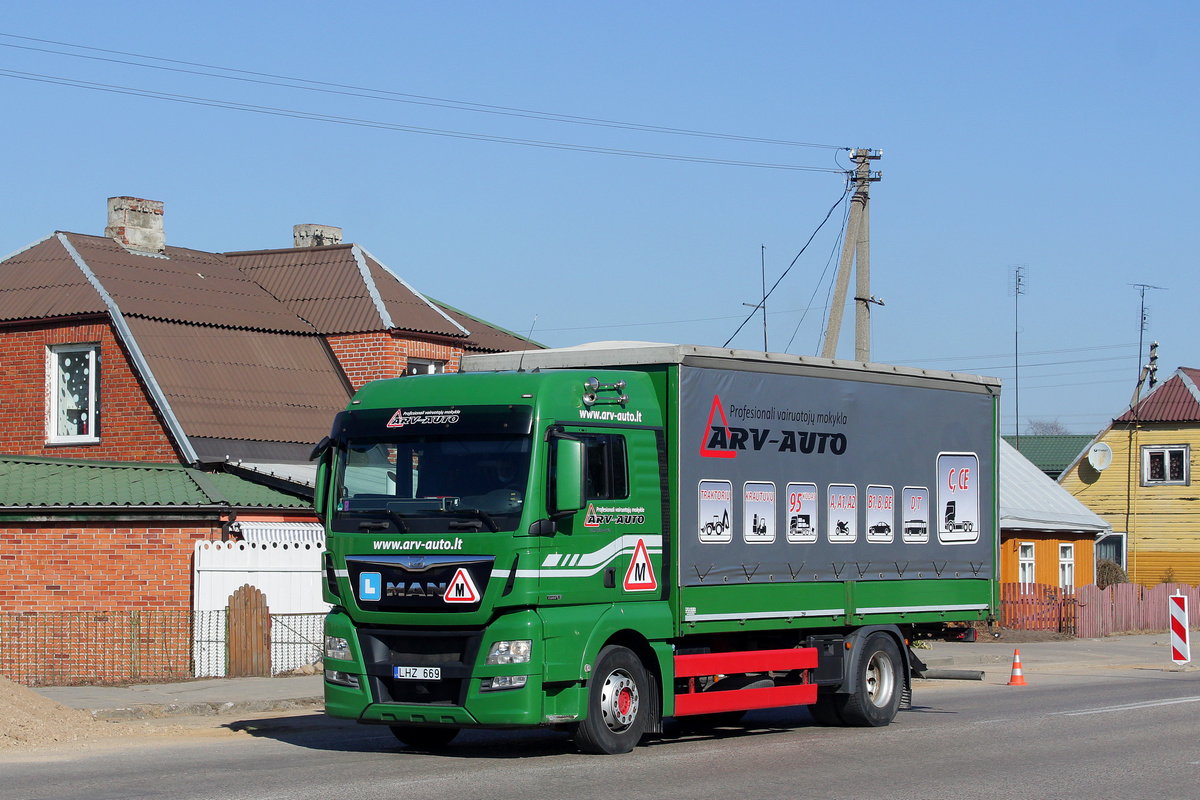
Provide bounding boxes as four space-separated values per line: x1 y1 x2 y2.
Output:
807 691 846 726
389 725 460 749
572 645 650 754
834 633 903 727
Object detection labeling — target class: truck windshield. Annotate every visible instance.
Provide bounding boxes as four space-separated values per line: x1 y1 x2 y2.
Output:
334 434 532 533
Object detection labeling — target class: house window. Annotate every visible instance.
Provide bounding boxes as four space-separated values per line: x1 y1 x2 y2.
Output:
47 344 100 443
406 359 445 375
1095 532 1126 570
1059 543 1075 591
1018 542 1035 586
1141 445 1189 486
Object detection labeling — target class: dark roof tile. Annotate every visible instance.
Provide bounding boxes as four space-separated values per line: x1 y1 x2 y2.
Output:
1116 367 1200 423
0 236 107 322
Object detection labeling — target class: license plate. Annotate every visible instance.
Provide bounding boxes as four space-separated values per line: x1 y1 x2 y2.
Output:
394 666 441 681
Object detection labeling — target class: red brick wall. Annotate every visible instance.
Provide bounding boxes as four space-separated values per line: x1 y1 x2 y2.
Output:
0 320 180 461
0 521 215 612
327 332 463 390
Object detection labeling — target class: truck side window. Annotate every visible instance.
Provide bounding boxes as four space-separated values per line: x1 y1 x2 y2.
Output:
584 434 629 500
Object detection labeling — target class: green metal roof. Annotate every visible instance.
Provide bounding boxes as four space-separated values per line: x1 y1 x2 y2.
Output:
0 456 311 510
1002 435 1093 477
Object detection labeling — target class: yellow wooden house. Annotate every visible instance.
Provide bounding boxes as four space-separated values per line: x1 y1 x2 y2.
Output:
1058 367 1200 587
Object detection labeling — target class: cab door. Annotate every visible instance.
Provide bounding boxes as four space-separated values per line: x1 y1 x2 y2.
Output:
543 427 664 605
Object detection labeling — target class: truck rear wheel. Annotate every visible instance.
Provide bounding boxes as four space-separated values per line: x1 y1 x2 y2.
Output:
573 645 650 754
389 725 459 749
835 632 902 727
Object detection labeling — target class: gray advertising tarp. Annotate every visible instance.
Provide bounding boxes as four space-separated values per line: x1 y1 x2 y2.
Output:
679 365 995 585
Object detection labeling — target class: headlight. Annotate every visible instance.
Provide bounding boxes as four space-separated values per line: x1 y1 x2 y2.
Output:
486 640 532 665
481 675 527 692
325 635 352 660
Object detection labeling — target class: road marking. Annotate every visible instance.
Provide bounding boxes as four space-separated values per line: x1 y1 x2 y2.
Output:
1050 695 1200 717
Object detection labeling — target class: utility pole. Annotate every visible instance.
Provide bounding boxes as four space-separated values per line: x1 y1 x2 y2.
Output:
822 148 882 361
1010 265 1027 450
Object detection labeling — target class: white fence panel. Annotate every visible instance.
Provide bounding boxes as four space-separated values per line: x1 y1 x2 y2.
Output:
192 540 330 676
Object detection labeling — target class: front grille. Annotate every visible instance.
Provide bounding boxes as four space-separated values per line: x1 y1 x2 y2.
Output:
358 627 483 706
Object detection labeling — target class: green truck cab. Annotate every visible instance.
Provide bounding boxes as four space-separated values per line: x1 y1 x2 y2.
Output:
316 343 1000 754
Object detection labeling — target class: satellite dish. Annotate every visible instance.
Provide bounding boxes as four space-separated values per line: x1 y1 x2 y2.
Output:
1087 442 1113 471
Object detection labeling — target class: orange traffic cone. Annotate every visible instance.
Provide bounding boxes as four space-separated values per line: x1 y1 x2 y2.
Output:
1006 648 1028 686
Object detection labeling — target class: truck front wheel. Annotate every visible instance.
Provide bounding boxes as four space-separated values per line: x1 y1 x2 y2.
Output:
573 645 650 754
835 632 903 726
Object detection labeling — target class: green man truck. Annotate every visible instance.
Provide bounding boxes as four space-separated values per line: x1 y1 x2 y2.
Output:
316 343 1000 754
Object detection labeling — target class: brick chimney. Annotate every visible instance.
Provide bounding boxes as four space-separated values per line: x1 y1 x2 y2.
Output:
293 224 343 248
105 197 165 254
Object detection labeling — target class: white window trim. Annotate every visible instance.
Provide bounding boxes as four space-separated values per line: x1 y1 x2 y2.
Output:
406 358 446 376
1140 444 1190 486
1059 543 1075 591
1018 542 1036 586
46 343 100 444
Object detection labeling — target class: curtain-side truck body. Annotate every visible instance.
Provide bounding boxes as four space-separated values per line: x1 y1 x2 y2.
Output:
316 343 1000 753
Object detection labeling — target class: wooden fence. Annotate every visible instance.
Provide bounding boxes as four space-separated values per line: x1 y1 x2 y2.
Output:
1076 582 1200 639
1000 583 1077 635
1000 581 1200 638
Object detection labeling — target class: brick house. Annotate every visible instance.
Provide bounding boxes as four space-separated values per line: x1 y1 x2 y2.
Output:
0 197 538 632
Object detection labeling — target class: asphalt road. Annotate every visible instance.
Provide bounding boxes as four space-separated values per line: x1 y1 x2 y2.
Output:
4 666 1199 800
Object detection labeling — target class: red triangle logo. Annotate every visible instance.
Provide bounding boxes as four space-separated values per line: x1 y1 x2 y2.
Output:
443 568 481 603
386 409 405 428
623 538 658 592
699 394 737 459
584 503 601 528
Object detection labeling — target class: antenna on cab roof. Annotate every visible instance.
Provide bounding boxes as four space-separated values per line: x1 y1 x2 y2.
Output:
516 314 538 373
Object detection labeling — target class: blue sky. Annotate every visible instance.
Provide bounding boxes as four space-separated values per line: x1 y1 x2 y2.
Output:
2 2 1196 435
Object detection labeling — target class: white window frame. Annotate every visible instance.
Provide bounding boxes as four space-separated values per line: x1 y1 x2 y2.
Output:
406 358 446 376
1018 542 1036 586
1141 444 1189 486
47 343 101 444
1059 543 1075 591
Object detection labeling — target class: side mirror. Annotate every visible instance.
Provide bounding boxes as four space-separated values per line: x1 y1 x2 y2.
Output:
553 437 586 517
312 438 333 524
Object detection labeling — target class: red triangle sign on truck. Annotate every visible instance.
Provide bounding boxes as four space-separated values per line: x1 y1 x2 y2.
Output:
443 568 481 603
623 538 657 592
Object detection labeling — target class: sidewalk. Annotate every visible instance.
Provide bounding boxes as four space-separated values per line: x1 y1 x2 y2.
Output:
920 632 1192 676
30 633 1193 721
33 674 325 721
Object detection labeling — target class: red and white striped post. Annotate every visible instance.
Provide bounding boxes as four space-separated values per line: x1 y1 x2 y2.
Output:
1169 593 1190 665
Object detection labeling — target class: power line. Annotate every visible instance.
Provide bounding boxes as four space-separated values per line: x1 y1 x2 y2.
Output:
0 68 846 173
723 189 849 347
882 342 1138 366
0 32 848 152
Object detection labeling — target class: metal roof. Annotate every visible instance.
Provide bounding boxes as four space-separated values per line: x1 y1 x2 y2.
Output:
1001 435 1092 477
999 439 1111 534
0 456 310 510
125 317 351 444
1116 367 1200 423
